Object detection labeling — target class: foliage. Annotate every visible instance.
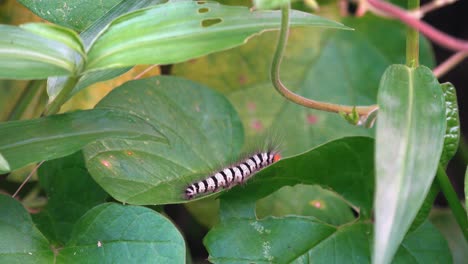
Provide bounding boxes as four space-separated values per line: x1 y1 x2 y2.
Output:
0 0 465 263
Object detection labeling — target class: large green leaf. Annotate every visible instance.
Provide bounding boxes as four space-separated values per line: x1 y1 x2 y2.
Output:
0 108 165 172
83 76 244 204
33 152 108 245
173 14 434 156
18 0 125 31
430 209 468 264
0 25 78 80
221 137 375 218
56 203 186 263
206 197 451 263
85 1 348 72
373 65 446 264
0 194 54 263
256 184 355 226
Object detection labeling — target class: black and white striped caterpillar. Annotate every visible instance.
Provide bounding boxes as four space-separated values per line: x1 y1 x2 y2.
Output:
185 150 281 199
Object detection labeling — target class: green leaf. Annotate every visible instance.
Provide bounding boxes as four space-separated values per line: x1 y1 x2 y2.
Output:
430 208 468 264
47 1 164 103
222 137 375 218
206 211 451 263
393 220 452 263
18 0 126 31
256 184 355 226
21 23 85 58
85 1 348 72
373 65 446 264
440 82 460 167
0 194 54 263
254 0 301 9
32 152 108 245
0 25 77 80
83 76 243 205
56 203 186 263
0 152 10 173
0 108 165 172
173 14 435 156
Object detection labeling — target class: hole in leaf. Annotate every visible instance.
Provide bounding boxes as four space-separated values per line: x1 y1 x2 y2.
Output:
198 7 209 13
196 1 207 4
202 18 222 27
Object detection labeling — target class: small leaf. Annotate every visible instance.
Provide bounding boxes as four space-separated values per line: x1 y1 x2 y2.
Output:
83 76 243 205
85 1 349 72
373 65 446 264
21 23 85 58
32 152 108 245
0 152 10 173
0 25 77 80
0 194 54 263
56 203 186 263
0 108 165 172
440 82 460 167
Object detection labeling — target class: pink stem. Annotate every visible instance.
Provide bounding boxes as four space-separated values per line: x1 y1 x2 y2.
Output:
367 0 468 52
433 51 468 77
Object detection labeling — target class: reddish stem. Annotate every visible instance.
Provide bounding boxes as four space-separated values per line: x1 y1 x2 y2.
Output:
367 0 468 52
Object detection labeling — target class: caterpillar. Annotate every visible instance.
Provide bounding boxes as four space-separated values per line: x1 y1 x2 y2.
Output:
184 150 281 199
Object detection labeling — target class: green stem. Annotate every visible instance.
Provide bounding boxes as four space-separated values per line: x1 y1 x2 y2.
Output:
43 77 78 116
7 80 46 121
406 0 420 67
436 165 468 241
456 135 468 165
270 3 378 117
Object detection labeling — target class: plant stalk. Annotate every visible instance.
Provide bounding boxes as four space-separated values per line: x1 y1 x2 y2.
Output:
406 0 420 67
7 80 45 121
270 2 378 117
436 165 468 241
43 77 78 116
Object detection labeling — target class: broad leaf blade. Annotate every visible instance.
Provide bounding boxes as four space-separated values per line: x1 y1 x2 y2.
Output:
85 1 348 72
0 108 165 172
256 184 355 226
18 0 124 31
56 203 186 263
33 152 108 245
373 65 446 264
0 25 77 80
0 194 54 263
83 76 243 205
222 137 375 218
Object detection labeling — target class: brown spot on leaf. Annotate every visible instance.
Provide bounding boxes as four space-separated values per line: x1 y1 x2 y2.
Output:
306 114 318 124
238 74 248 85
250 119 263 132
309 200 323 209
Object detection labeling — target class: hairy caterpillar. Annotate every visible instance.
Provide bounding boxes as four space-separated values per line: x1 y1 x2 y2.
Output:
184 150 281 199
